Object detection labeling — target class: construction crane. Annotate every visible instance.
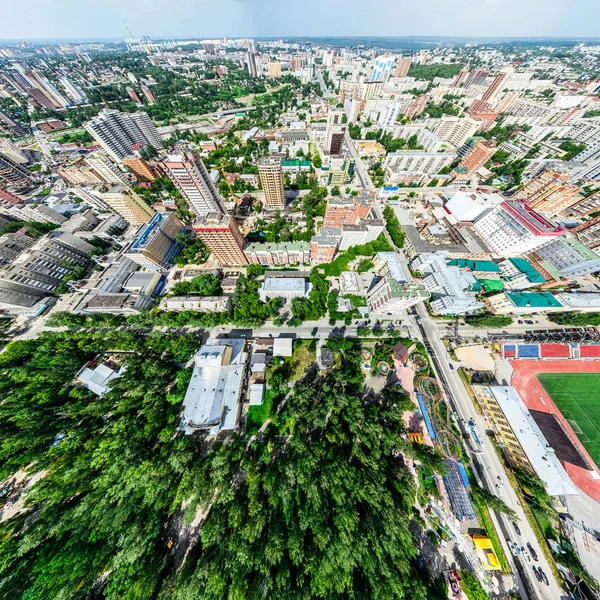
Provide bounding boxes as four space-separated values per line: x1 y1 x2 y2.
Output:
218 164 238 204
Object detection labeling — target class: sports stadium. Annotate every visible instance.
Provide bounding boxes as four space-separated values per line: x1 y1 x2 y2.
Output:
503 342 600 502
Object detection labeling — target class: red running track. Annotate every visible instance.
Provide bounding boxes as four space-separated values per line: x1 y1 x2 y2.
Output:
511 360 600 503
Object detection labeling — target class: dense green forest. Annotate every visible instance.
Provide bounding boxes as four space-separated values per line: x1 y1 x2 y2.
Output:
0 327 440 599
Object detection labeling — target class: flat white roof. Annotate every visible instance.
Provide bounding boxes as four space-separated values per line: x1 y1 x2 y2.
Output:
490 386 580 497
263 277 306 292
273 338 293 357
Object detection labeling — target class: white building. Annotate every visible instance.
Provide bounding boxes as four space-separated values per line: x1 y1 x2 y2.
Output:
443 190 500 222
384 152 457 182
180 338 248 436
339 220 385 251
417 128 445 153
259 276 311 301
377 102 404 128
529 235 600 278
473 201 564 257
411 252 485 315
428 115 482 148
160 295 232 312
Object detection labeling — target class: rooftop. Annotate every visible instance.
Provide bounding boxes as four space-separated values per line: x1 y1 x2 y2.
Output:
447 258 500 273
509 257 546 283
488 386 579 496
506 291 562 308
262 277 307 292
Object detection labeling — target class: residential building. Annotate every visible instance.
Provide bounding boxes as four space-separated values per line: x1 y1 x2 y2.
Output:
464 69 489 89
473 201 564 256
384 151 456 181
180 338 248 435
0 203 67 225
573 215 600 249
85 153 130 185
258 157 285 209
267 61 282 79
141 86 156 105
404 94 429 120
75 357 124 396
59 76 87 104
245 242 310 265
126 87 142 105
472 386 579 496
161 152 225 216
310 234 339 263
367 252 429 314
411 252 485 315
246 50 258 77
339 220 385 250
512 169 581 215
417 129 445 153
378 102 403 128
259 276 311 301
121 156 157 181
394 58 412 78
161 296 232 312
123 212 184 270
76 184 155 225
84 109 162 161
325 110 346 155
566 190 600 217
430 115 481 148
487 291 563 314
193 212 248 266
457 140 496 176
323 196 359 227
528 235 600 278
371 55 395 82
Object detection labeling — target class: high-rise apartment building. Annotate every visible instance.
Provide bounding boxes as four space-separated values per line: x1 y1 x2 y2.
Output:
0 153 35 188
430 115 481 147
378 102 403 128
371 55 395 82
457 140 496 176
258 157 285 209
246 50 258 77
267 62 282 79
512 169 581 215
161 152 225 216
404 94 429 120
193 212 248 266
122 156 157 181
58 154 129 186
75 184 155 225
124 212 184 270
394 58 412 78
84 109 162 162
480 69 512 106
325 110 346 155
85 153 130 185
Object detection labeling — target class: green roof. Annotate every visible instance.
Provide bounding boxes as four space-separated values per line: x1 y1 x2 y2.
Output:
506 292 562 309
538 261 565 282
562 235 599 261
509 258 546 283
281 160 311 167
388 280 430 299
480 279 504 292
448 259 500 272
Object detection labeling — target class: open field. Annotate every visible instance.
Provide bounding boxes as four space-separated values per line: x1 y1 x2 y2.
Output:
537 373 600 468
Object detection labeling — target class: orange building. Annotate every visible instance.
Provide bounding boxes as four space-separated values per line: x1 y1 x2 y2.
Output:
457 140 496 176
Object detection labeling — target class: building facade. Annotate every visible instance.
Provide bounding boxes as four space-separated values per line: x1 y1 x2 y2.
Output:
258 157 285 209
193 212 248 266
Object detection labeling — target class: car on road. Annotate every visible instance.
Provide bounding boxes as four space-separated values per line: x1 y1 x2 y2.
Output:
449 363 454 370
507 540 518 557
522 548 531 564
495 483 503 497
513 521 521 535
527 543 538 561
533 566 543 582
538 567 549 585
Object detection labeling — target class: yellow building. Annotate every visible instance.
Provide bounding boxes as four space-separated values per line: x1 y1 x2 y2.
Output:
471 533 501 571
267 61 282 79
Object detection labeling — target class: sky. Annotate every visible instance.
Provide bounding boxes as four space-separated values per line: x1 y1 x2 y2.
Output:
1 0 600 41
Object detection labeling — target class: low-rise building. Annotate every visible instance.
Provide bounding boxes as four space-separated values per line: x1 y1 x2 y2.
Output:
472 386 579 496
160 295 232 312
245 242 310 266
339 220 385 251
310 234 339 264
76 292 155 314
180 338 248 435
527 235 600 279
259 276 311 302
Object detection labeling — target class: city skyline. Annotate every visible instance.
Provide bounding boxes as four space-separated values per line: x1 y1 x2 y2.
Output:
1 0 600 41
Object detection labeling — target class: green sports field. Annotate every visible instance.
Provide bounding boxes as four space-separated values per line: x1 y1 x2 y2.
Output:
537 373 600 467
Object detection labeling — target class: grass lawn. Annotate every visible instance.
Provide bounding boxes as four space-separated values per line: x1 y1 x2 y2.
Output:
246 340 316 435
537 373 600 467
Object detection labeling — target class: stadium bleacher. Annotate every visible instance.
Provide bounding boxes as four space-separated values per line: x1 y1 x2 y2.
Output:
517 344 540 358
